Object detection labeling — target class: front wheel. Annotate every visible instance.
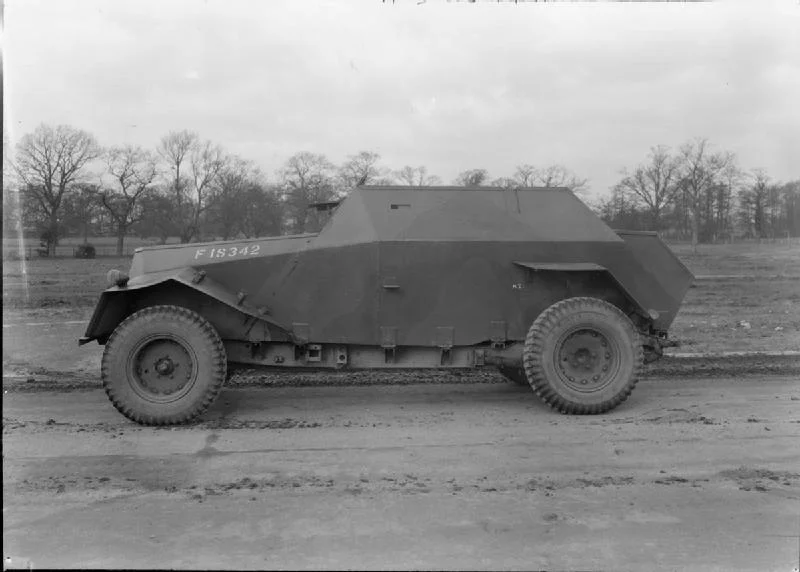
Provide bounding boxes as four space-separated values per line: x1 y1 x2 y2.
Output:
101 305 227 425
523 297 643 414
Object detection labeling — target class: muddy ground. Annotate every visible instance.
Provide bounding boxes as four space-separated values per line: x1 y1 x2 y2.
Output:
3 375 800 571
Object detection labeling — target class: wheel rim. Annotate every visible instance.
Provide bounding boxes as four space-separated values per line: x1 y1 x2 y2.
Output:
554 327 620 393
127 334 197 403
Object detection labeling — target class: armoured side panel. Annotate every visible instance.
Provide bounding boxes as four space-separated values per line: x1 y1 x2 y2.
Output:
253 243 380 344
614 231 694 329
375 240 635 347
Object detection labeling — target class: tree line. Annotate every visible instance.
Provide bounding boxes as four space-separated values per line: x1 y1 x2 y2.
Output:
4 124 797 256
596 138 800 248
3 123 589 255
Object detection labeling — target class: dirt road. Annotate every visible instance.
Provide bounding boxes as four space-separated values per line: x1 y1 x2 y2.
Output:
3 375 799 571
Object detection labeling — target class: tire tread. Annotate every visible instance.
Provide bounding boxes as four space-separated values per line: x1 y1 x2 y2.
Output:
101 305 226 425
523 297 643 415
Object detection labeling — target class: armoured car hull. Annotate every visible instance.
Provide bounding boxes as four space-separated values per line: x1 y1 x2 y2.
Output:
82 186 693 424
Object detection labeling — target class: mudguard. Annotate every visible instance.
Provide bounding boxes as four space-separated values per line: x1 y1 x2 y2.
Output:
79 267 290 345
513 261 653 320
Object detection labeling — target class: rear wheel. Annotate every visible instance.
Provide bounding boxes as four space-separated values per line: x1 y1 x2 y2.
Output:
102 305 226 425
523 297 642 414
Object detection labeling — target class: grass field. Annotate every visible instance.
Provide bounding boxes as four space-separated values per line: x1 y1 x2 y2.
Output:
3 242 799 354
664 242 800 353
2 236 181 258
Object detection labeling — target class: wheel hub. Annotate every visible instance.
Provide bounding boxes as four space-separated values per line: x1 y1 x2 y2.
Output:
558 329 615 391
155 357 175 375
133 339 193 397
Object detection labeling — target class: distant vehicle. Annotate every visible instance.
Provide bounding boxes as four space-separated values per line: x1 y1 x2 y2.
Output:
81 186 693 425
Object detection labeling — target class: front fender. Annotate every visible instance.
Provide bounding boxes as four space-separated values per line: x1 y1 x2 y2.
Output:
79 267 290 345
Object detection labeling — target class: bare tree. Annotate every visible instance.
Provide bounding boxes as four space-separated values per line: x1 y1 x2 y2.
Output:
279 152 337 233
509 163 588 194
157 130 225 242
739 169 772 239
489 176 519 189
133 190 179 245
531 164 589 194
208 156 263 239
239 183 284 239
187 140 226 241
62 183 103 244
394 165 441 186
453 168 489 187
779 180 800 238
13 124 99 255
596 184 646 230
677 137 734 251
338 151 391 189
617 145 679 231
512 164 538 187
101 146 158 254
713 162 742 241
157 130 196 241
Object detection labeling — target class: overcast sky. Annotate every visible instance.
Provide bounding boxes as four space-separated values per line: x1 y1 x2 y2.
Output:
4 0 799 198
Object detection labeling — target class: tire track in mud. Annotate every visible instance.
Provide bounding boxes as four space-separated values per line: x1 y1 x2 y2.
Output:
9 461 800 505
4 351 800 394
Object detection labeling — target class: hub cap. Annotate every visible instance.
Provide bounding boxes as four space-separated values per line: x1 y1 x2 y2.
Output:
128 336 195 402
556 328 618 392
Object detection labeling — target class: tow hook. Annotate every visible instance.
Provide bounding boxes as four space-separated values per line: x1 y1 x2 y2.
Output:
643 334 680 364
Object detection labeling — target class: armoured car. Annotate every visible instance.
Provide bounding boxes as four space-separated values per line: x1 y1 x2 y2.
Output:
81 186 693 425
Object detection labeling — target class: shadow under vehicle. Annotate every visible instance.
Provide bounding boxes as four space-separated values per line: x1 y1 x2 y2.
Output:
81 186 693 425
